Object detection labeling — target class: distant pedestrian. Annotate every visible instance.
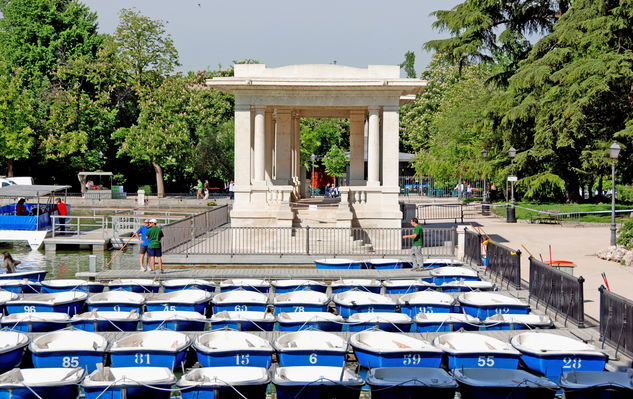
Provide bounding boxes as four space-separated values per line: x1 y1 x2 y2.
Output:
134 219 150 271
196 179 203 199
15 198 28 216
402 217 424 269
228 181 234 199
203 180 209 200
145 219 164 273
1 252 20 274
55 198 68 233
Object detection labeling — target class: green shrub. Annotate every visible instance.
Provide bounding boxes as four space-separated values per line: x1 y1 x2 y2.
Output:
516 173 566 203
137 185 152 194
616 184 633 204
617 219 633 249
460 197 482 204
206 201 217 206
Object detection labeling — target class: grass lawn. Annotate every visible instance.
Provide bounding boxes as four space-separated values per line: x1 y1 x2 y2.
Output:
490 202 633 223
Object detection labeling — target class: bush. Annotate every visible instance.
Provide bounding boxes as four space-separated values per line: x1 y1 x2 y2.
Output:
137 185 152 194
206 201 217 206
616 184 633 204
460 197 482 204
617 219 633 249
515 173 566 203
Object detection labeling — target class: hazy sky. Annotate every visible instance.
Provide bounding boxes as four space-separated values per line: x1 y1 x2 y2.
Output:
81 0 463 75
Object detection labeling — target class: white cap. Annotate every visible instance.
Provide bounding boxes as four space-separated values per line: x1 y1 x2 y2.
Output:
149 218 158 223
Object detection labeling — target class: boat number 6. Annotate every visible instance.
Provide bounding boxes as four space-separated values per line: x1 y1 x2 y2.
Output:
309 353 318 364
62 356 79 368
402 353 421 365
24 306 36 313
562 357 582 369
477 356 495 367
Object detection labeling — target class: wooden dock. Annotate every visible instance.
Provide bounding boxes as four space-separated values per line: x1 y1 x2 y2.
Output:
43 228 134 253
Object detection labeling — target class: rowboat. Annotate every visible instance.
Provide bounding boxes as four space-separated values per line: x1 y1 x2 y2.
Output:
212 289 268 313
41 279 104 293
433 332 521 370
429 267 478 284
0 270 47 282
382 279 422 294
71 310 139 332
219 278 270 293
458 292 529 319
110 330 191 370
398 291 455 317
332 291 396 317
273 291 330 314
423 258 463 268
0 291 18 314
560 371 633 399
107 279 160 293
140 311 207 331
0 279 41 294
82 366 176 399
414 313 480 332
0 331 29 373
145 289 212 315
178 367 270 399
271 279 327 293
86 291 145 313
162 278 215 293
0 367 85 399
439 280 495 292
29 330 107 372
314 258 364 269
330 279 381 294
347 312 412 332
367 367 458 399
274 330 348 367
277 311 344 331
453 368 558 399
350 330 442 368
194 330 273 368
272 366 364 399
369 258 404 269
5 291 87 315
1 312 70 332
210 311 275 331
481 313 553 330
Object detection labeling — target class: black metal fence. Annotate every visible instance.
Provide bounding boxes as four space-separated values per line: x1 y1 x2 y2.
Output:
529 257 585 327
485 242 521 289
464 229 482 266
162 205 229 252
599 286 633 358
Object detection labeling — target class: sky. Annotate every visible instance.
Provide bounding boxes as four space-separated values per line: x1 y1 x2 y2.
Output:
81 0 463 75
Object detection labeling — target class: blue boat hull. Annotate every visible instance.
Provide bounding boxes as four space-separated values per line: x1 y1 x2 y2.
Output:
278 321 343 331
315 262 364 270
220 286 269 293
1 320 68 333
354 348 442 369
42 285 103 294
458 385 556 399
87 303 143 313
195 350 272 368
31 350 105 373
277 350 345 367
110 350 188 370
447 353 519 370
164 284 215 293
521 353 606 381
432 276 479 284
454 368 558 399
213 303 267 313
384 287 417 294
274 286 327 293
84 384 172 399
0 271 47 282
211 320 275 331
71 319 138 332
400 304 452 318
108 285 159 293
275 384 361 399
5 300 85 316
146 302 208 315
141 319 206 331
335 304 396 318
349 322 412 332
0 384 80 399
367 368 458 399
372 262 402 270
0 346 26 373
0 283 41 294
180 384 268 399
274 304 328 315
461 304 529 319
331 286 381 294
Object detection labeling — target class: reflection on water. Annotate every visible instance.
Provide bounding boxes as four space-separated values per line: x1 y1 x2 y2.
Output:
1 242 139 279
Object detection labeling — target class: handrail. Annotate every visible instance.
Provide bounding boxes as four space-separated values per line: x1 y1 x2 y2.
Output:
51 215 107 238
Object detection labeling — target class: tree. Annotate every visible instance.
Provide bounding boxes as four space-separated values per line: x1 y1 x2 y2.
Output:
299 118 349 167
322 145 348 179
400 50 416 78
192 120 234 183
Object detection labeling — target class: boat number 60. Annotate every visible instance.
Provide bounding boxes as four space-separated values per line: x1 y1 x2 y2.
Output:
562 357 582 369
402 353 421 365
62 356 79 368
477 356 495 367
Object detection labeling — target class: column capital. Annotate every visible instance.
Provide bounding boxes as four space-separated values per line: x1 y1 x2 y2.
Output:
383 105 399 112
235 103 251 112
368 106 381 113
349 110 365 122
254 105 266 112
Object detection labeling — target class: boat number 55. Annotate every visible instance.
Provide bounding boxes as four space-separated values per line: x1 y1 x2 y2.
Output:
562 357 582 369
62 356 79 368
402 353 421 365
477 356 495 367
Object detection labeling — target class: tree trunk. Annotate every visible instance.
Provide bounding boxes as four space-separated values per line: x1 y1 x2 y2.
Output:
153 162 165 198
564 179 581 203
6 159 13 177
78 173 86 196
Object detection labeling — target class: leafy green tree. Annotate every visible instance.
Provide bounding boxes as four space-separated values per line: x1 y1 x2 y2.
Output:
299 118 349 167
322 145 348 179
192 120 234 183
400 50 417 78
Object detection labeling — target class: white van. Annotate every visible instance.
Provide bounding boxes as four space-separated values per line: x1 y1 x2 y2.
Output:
0 176 33 187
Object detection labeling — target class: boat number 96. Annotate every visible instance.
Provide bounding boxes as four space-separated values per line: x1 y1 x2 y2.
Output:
62 356 79 368
402 353 421 365
562 357 582 369
24 306 36 313
235 354 250 365
477 356 495 367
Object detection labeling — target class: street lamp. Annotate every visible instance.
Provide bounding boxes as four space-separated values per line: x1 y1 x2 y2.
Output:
507 146 517 223
481 149 489 215
310 153 316 198
609 141 621 246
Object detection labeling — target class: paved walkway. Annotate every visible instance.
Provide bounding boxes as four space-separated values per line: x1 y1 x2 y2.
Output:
466 212 633 320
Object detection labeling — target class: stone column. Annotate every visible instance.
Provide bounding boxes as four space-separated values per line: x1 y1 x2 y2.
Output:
253 106 266 182
233 102 252 204
265 109 274 182
349 111 365 185
382 105 399 188
367 107 380 186
293 112 302 198
275 109 292 184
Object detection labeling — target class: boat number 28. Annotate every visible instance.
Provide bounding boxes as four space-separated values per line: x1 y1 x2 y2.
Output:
562 357 582 369
477 356 495 367
402 353 421 365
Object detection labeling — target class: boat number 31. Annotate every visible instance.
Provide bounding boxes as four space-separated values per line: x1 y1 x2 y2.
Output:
562 357 582 369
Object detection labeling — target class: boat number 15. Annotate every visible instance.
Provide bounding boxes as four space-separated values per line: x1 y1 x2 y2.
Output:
235 354 250 365
477 356 495 367
402 353 421 365
562 357 582 369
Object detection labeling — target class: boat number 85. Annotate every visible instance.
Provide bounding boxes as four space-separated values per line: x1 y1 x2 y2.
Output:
562 357 582 369
477 356 495 367
62 356 79 368
402 353 421 365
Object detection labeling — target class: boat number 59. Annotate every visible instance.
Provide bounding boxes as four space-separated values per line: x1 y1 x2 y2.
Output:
402 353 421 365
62 356 79 368
477 356 495 367
562 357 582 369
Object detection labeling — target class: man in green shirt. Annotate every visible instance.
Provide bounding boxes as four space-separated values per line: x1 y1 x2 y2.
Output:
403 217 424 269
145 219 164 273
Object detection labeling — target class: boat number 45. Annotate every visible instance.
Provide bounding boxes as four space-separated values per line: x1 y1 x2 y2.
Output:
477 356 495 367
562 357 582 369
402 353 421 365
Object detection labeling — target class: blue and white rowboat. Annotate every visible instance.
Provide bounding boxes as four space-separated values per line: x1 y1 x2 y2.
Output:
1 312 69 332
350 330 443 368
212 289 268 313
347 312 412 332
29 330 107 372
439 280 495 292
71 310 139 332
194 330 273 368
482 313 552 330
110 330 191 370
219 278 270 293
210 311 275 331
145 289 212 315
429 267 478 284
398 291 455 317
423 258 463 268
453 368 558 399
0 367 85 399
0 331 29 373
332 291 396 317
41 279 104 293
458 292 529 318
382 279 422 294
273 366 364 399
330 279 381 294
274 331 348 367
0 279 41 294
178 367 270 399
433 332 521 370
82 366 176 399
272 279 327 293
162 278 215 293
414 313 480 332
140 311 207 331
0 270 46 282
273 291 330 315
5 291 87 315
510 332 607 381
559 370 633 399
314 258 364 270
277 311 344 331
107 279 160 293
369 258 404 269
86 291 145 313
367 367 458 399
0 290 18 314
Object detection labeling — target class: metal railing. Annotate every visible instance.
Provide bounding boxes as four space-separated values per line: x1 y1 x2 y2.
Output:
599 286 633 358
51 215 108 238
416 202 481 223
162 205 230 252
529 257 585 327
166 226 457 257
486 241 521 289
464 229 482 266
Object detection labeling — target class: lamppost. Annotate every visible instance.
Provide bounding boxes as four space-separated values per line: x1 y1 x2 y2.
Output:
507 146 517 223
481 148 489 215
310 153 316 198
609 142 621 246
